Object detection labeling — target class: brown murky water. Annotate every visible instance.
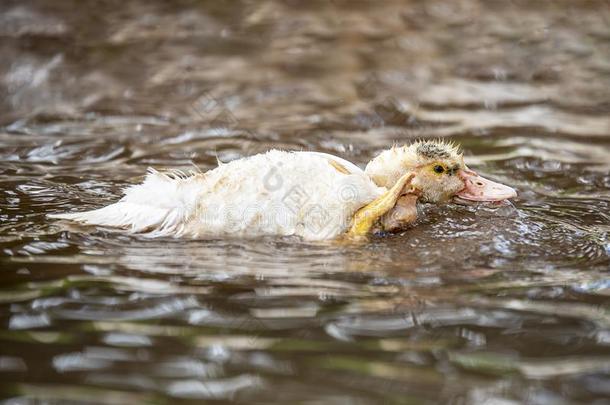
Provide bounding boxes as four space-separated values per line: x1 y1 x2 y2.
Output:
1 0 609 403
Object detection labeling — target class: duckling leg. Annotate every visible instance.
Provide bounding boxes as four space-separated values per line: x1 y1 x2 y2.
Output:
380 194 418 232
347 173 415 238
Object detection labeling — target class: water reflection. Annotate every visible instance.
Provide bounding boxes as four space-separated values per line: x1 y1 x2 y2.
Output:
1 0 609 403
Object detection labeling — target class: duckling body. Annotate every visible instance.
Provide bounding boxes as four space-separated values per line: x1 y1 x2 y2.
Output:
50 141 517 240
51 150 385 240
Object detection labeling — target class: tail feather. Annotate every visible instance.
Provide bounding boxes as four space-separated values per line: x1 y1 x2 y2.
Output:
48 203 172 233
48 168 204 236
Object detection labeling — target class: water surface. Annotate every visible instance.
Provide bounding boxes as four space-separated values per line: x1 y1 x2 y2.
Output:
1 0 609 403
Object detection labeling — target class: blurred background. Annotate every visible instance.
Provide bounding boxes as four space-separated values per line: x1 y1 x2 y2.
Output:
0 0 609 403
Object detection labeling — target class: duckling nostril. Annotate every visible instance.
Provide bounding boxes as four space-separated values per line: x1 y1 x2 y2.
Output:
476 181 484 186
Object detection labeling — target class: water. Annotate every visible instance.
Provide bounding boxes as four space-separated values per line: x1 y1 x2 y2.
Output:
1 0 609 403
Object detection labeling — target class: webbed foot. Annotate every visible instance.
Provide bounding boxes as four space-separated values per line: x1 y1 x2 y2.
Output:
346 173 415 239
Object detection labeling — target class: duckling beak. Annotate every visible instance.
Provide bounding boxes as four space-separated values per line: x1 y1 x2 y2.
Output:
456 169 517 202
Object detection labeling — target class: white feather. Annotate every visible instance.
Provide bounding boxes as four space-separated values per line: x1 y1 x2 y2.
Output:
49 150 386 240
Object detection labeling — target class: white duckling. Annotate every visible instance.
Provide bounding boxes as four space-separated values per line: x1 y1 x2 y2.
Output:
49 140 517 240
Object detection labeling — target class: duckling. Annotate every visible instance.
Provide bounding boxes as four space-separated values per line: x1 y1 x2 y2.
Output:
49 140 516 240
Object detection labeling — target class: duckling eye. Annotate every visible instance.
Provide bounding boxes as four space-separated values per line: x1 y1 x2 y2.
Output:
433 165 445 174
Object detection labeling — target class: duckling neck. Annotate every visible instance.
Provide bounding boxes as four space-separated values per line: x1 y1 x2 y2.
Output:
364 146 417 188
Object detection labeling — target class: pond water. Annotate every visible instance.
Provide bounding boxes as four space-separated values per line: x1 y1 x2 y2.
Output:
1 0 609 403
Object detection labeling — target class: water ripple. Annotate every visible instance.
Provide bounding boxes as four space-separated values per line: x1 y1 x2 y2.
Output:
1 0 609 403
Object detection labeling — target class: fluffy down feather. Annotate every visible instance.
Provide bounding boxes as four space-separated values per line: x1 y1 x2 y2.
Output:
49 150 385 240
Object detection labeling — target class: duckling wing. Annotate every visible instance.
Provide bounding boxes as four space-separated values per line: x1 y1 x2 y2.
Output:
186 150 384 240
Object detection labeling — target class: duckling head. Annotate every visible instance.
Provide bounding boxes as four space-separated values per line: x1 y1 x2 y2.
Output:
365 140 517 203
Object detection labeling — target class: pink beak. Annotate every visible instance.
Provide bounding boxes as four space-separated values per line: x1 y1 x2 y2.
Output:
456 169 517 202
